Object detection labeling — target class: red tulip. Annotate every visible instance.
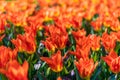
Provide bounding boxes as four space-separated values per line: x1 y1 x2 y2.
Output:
0 16 6 33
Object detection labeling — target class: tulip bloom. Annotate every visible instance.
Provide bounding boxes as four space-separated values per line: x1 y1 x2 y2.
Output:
75 58 98 79
102 50 120 73
0 60 28 80
0 46 17 68
11 33 36 54
43 25 68 51
88 34 101 51
69 45 90 60
40 50 63 72
91 17 103 31
101 32 117 51
72 29 86 42
51 34 68 49
103 15 120 31
114 31 120 41
69 36 91 60
42 38 56 52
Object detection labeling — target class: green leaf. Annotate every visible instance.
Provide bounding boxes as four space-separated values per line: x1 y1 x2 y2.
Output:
27 56 31 62
46 67 51 76
42 20 54 26
0 74 8 80
115 42 120 53
35 5 40 11
17 55 23 64
69 34 75 45
37 72 44 80
28 63 35 80
108 74 116 80
32 59 38 64
31 54 34 60
15 26 25 35
74 65 82 80
63 66 69 74
91 65 101 80
82 18 94 35
41 62 46 68
92 14 99 21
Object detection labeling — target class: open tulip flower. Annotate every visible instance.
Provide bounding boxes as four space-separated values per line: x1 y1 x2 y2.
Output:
102 50 120 73
0 46 17 68
0 60 28 80
69 45 90 60
40 50 63 72
102 32 117 52
11 33 36 54
43 25 68 52
75 58 98 79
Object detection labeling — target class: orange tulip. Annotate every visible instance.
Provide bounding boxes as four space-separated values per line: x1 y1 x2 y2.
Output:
103 14 120 31
76 36 91 48
24 25 38 38
11 33 36 54
54 15 82 29
69 45 90 60
42 38 56 52
76 37 91 56
83 2 96 20
2 0 36 26
69 36 91 60
114 31 120 42
40 50 63 72
91 17 103 31
88 34 101 51
101 32 117 51
71 16 82 29
0 46 17 68
0 60 28 80
51 34 68 49
44 25 67 38
102 50 120 73
75 58 98 79
72 29 86 42
57 76 62 80
43 25 68 51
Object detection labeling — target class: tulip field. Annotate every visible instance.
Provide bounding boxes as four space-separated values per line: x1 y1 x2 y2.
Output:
1 0 120 80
